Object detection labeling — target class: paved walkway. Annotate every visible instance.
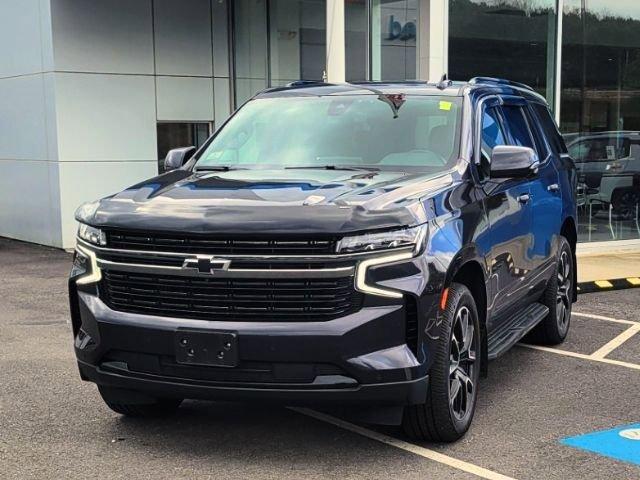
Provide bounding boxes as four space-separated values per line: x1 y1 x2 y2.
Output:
577 241 640 282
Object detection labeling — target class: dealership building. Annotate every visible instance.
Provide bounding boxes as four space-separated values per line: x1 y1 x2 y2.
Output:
1 0 639 249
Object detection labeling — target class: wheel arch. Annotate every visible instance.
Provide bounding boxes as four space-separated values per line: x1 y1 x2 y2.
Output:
443 250 489 377
560 216 578 302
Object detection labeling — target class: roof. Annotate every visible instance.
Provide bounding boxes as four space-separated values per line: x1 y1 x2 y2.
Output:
254 77 548 105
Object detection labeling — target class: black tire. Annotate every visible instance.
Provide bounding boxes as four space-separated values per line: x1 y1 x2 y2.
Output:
527 236 573 345
98 386 182 418
402 283 480 442
611 187 640 220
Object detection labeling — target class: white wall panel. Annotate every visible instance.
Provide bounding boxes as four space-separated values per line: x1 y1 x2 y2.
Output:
214 77 231 124
156 76 214 121
39 0 55 73
58 160 157 248
154 0 213 77
51 0 154 74
212 0 230 77
55 73 157 161
0 75 50 161
42 73 59 162
0 160 61 246
0 0 49 77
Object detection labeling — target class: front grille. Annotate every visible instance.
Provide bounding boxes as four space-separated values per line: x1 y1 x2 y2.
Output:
105 229 339 255
100 270 363 321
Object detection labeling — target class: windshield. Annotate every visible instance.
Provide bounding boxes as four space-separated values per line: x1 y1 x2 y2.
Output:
195 94 463 171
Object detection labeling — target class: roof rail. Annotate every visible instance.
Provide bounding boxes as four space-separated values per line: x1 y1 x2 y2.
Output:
469 77 534 92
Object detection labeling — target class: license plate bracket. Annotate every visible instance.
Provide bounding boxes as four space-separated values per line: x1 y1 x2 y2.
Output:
174 329 238 367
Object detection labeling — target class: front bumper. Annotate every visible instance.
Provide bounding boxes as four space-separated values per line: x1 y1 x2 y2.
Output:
77 359 429 405
69 243 445 407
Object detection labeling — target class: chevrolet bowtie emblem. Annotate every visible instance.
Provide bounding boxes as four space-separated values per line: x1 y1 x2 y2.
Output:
182 255 231 274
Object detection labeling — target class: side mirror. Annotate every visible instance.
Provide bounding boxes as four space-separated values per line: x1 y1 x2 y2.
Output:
490 145 539 179
164 146 196 172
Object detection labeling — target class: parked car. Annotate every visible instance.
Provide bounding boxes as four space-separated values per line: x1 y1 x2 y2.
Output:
69 77 577 442
566 131 640 222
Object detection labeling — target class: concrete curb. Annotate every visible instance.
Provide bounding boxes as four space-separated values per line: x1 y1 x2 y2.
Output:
577 277 640 294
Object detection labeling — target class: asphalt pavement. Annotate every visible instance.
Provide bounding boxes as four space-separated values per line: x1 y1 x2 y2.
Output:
1 237 639 479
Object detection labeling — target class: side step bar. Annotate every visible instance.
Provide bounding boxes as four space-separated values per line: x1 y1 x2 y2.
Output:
487 303 549 360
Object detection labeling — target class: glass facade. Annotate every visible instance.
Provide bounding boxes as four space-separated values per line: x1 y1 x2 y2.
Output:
345 0 420 82
232 0 326 105
229 0 640 243
561 1 640 242
371 0 419 81
449 0 557 105
345 0 368 81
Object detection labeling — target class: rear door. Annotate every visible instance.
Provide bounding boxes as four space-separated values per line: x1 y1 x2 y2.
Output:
521 102 563 297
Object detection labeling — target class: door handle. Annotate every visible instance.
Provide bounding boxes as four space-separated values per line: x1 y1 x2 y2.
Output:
547 183 559 192
517 193 530 204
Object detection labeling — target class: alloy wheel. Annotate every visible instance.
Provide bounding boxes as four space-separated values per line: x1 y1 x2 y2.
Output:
449 306 477 421
556 250 572 334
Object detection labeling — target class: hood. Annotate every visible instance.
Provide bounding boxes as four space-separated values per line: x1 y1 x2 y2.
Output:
82 168 455 235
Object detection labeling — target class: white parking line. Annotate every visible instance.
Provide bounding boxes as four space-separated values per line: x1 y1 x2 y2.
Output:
572 311 638 325
290 407 517 480
519 344 640 371
591 323 640 359
295 309 635 480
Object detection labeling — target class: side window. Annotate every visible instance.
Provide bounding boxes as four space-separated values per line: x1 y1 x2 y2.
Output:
524 106 550 160
501 105 535 149
531 103 567 154
580 137 631 162
480 107 506 178
568 141 588 162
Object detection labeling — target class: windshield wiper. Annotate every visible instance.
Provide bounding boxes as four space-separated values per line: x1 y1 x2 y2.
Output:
285 165 379 172
193 165 245 172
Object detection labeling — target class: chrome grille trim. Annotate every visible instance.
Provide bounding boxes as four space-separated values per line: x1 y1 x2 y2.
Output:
96 258 355 279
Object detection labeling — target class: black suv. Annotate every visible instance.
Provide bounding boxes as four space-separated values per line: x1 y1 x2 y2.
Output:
69 78 577 442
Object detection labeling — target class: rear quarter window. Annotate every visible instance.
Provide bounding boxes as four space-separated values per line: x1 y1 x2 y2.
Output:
531 103 567 155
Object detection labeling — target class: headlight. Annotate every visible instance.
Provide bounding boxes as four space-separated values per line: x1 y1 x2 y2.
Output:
355 250 415 298
74 245 102 285
337 225 427 254
77 223 106 246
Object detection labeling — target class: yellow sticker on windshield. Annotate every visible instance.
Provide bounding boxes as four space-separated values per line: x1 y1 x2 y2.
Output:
439 101 452 111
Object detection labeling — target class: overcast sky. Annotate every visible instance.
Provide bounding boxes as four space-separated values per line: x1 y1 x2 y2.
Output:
581 0 640 19
480 0 640 20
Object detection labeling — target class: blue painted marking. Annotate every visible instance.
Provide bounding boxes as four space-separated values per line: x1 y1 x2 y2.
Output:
561 423 640 466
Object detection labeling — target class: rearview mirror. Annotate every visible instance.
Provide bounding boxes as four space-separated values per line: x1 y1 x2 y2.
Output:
490 145 539 179
164 146 197 172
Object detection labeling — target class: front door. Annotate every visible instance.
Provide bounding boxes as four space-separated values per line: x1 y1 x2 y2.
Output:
478 103 534 329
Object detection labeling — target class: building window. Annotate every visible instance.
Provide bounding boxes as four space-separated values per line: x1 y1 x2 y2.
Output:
157 123 211 173
449 0 558 105
561 2 640 242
